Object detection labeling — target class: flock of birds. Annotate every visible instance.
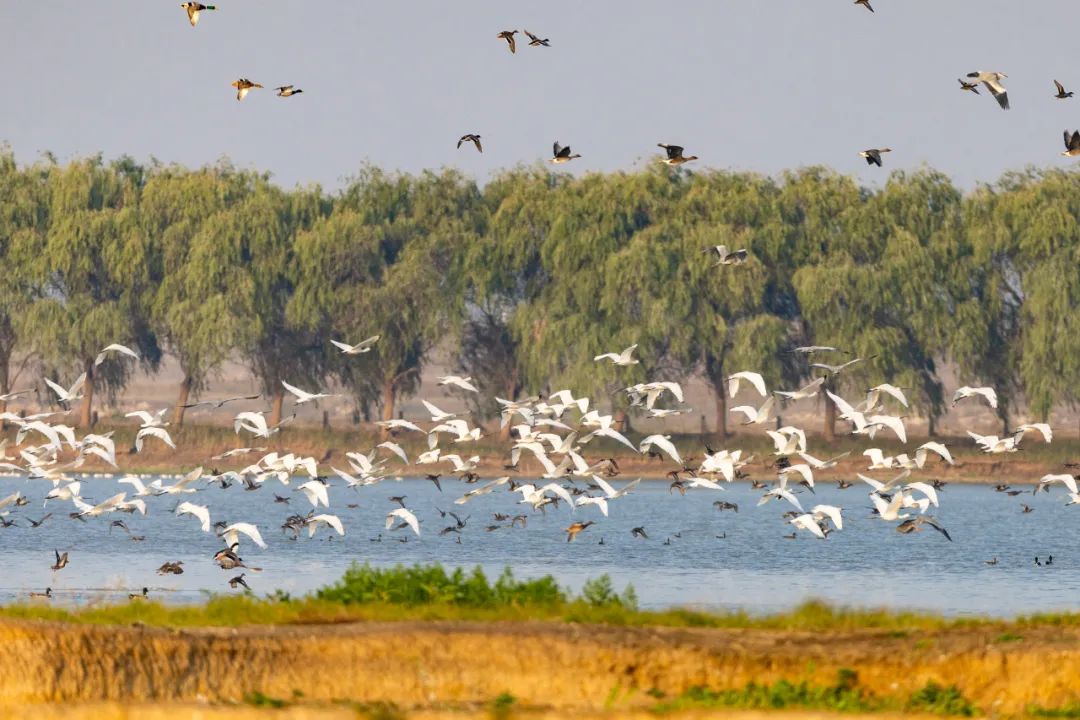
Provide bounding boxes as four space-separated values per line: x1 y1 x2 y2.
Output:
0 330 1076 602
4 3 1077 602
177 2 1080 168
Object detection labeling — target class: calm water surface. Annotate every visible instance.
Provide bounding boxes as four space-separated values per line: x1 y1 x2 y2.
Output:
0 475 1075 616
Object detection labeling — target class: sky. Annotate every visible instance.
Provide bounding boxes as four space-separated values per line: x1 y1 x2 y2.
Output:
2 1 1077 191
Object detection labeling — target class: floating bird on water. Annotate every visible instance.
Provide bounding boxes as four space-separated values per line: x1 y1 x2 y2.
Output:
551 142 581 164
658 144 698 166
985 558 998 566
180 2 215 27
231 78 263 101
1055 80 1074 99
157 561 184 575
457 134 483 153
967 71 1009 110
29 587 51 599
859 148 891 167
497 30 518 53
128 587 149 600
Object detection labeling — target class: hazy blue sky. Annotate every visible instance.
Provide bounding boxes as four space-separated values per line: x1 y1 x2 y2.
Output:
3 1 1077 190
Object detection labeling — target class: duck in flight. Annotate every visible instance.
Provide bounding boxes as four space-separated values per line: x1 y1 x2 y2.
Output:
458 134 483 153
1055 80 1074 99
524 30 550 47
859 148 891 167
50 550 68 571
658 144 698 166
958 79 980 94
551 142 581 164
967 71 1009 110
231 79 264 101
1063 131 1080 157
276 86 303 98
180 2 215 27
855 0 874 12
497 30 519 54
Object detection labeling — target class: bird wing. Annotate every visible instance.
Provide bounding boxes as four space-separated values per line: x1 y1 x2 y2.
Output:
869 415 907 444
176 502 210 532
1019 423 1053 443
596 428 638 452
223 522 267 549
312 514 345 536
975 387 999 408
858 473 886 491
811 504 843 530
281 380 310 401
729 371 767 398
782 463 814 486
95 343 139 366
43 377 70 400
905 482 939 507
983 80 1009 109
540 482 574 508
421 399 450 419
793 514 826 539
388 508 421 536
330 339 354 353
875 384 909 407
1056 80 1066 95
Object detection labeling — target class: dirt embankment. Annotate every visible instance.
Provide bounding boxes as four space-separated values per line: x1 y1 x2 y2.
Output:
1 619 1079 715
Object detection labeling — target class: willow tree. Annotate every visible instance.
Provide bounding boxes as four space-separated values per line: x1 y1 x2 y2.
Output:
963 169 1080 427
17 157 159 426
0 152 48 412
510 169 682 414
291 169 473 427
241 184 329 426
143 163 260 424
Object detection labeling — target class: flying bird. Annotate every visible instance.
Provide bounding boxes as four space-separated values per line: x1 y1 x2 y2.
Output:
855 0 873 12
859 148 891 167
231 78 264 101
524 29 550 47
276 86 303 97
1055 80 1074 99
658 144 698 166
966 72 1009 110
594 344 638 366
330 336 379 355
180 2 216 27
1063 130 1080 157
50 550 69 571
958 79 980 94
551 142 581 164
497 30 518 54
457 134 483 153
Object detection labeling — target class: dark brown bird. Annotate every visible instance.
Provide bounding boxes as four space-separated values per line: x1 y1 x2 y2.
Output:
157 561 184 575
497 30 518 54
524 29 550 47
388 495 408 509
50 550 68 571
854 0 873 11
457 134 482 153
958 78 980 95
1055 80 1074 99
631 526 649 539
128 587 149 600
229 573 250 590
658 144 699 166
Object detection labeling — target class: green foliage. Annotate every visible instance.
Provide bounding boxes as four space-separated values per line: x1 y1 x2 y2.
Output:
3 151 1080 432
315 563 566 608
652 672 977 716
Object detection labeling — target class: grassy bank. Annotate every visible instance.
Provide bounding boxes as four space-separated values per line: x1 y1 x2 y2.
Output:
19 420 1080 483
4 565 1080 715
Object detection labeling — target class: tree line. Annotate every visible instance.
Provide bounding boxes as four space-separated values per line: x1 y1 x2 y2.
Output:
1 150 1076 438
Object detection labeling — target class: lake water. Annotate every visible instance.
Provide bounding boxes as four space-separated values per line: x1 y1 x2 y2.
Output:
0 474 1076 617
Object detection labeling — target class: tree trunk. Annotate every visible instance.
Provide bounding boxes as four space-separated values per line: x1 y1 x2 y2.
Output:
0 353 9 428
927 412 936 439
173 375 193 427
822 380 837 443
713 382 729 439
269 387 285 427
379 378 396 440
79 359 95 428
